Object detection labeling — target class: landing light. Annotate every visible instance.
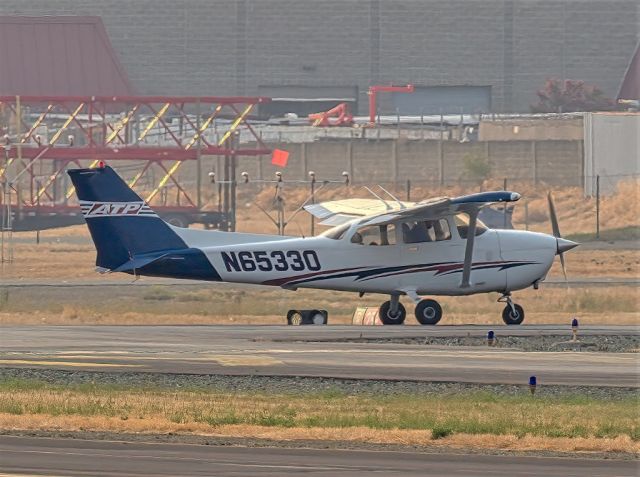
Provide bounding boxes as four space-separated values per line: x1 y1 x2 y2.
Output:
487 330 495 347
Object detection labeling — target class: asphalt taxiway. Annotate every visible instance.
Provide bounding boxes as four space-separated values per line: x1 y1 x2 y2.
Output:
0 436 637 477
0 325 637 387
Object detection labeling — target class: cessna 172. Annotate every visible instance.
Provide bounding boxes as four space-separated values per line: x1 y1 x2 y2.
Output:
68 164 578 325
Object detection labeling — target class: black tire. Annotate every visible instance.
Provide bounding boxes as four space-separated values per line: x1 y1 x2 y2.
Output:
308 309 327 325
379 301 406 325
164 214 189 228
502 304 525 325
415 299 443 325
288 311 303 325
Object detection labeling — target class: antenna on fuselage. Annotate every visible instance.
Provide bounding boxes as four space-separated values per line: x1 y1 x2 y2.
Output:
364 186 392 211
377 185 406 210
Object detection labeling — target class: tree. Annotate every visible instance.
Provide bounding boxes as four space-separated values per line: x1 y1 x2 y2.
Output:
531 78 618 113
461 152 491 186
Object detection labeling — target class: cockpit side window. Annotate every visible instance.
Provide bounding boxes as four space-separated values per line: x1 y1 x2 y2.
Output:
455 214 488 239
351 224 396 246
402 221 429 243
433 219 451 241
402 219 451 243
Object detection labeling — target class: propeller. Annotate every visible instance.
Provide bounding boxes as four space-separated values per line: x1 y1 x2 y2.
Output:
547 192 579 280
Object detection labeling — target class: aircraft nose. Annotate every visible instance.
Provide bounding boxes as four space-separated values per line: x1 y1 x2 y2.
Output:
556 238 579 254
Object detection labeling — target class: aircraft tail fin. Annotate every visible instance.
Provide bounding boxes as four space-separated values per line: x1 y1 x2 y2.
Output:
67 165 188 271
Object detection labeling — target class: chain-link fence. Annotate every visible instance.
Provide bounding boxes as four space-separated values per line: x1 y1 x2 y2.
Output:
228 173 639 239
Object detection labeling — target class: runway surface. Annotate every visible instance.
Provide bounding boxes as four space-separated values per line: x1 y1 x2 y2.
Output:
0 325 637 387
0 436 636 477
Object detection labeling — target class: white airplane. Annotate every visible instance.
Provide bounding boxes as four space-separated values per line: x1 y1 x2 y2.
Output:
68 164 578 325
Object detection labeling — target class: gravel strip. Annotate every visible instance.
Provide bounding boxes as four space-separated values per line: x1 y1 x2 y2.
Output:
297 334 640 353
0 368 636 399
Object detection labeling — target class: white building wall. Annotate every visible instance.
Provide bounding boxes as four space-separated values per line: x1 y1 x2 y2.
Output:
584 113 640 195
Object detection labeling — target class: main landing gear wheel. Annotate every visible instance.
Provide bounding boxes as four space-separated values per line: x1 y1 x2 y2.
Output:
502 303 525 325
379 301 406 325
288 311 303 325
415 299 443 325
308 310 326 325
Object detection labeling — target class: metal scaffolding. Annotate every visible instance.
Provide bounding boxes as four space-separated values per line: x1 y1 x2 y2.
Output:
0 95 272 232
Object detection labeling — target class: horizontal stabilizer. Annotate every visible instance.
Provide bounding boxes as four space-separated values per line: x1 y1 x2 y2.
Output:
112 252 170 273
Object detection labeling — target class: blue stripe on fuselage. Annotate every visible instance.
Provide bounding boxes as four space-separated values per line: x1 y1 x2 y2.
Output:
126 248 221 281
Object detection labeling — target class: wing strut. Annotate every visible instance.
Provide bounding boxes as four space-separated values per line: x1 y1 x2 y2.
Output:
459 209 478 288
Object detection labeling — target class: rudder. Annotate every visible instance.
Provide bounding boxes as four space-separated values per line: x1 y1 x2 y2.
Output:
68 165 188 271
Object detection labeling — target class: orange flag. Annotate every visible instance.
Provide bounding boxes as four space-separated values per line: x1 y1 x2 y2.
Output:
271 149 289 167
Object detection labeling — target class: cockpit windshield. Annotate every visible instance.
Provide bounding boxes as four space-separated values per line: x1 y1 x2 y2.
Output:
455 213 488 238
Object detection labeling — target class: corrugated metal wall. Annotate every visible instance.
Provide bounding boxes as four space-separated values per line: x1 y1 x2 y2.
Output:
391 86 492 115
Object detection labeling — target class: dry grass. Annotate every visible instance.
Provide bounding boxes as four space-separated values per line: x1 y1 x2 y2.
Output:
0 380 637 453
237 179 640 237
0 284 637 326
0 414 636 453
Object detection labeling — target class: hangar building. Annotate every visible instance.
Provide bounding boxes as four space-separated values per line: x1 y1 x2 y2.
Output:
0 0 637 115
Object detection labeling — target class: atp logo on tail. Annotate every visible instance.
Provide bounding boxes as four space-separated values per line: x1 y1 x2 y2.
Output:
79 201 158 218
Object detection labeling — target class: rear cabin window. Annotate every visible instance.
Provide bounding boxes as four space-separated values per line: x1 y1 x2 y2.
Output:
402 219 451 243
455 214 488 238
351 224 396 246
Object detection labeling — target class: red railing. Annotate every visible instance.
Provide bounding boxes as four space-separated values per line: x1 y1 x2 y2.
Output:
0 95 272 209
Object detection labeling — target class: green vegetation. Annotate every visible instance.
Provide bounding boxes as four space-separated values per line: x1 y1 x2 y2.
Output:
566 226 640 243
461 153 491 184
0 378 637 441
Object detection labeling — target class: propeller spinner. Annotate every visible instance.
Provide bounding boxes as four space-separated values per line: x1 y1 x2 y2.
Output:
547 192 579 280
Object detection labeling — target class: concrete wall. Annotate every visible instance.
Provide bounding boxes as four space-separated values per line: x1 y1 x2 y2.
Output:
1 0 637 113
584 112 640 195
233 139 584 186
479 117 584 141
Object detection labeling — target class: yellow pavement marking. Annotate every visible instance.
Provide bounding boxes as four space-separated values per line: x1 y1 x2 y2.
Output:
0 360 141 368
0 474 66 477
54 351 132 355
0 355 281 367
210 355 282 366
32 354 282 365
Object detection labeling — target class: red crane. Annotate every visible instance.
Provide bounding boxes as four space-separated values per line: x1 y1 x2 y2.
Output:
308 102 354 127
368 84 415 125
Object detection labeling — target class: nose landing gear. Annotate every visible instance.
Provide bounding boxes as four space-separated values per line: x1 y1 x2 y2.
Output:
499 293 525 325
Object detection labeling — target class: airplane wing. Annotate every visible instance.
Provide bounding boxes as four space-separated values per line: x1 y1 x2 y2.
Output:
305 192 520 226
304 198 415 226
306 191 521 288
